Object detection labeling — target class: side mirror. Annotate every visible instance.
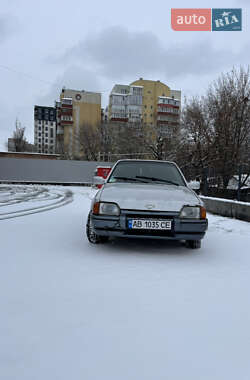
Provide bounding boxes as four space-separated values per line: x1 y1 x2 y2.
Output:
93 176 105 186
188 180 200 190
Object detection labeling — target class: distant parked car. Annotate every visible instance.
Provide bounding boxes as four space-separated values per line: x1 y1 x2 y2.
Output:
86 160 208 249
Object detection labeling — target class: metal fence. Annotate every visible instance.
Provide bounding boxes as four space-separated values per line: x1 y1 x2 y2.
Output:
180 163 250 202
1 156 250 202
0 158 113 184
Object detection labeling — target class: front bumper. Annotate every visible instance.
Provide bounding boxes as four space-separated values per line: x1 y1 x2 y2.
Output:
90 210 208 241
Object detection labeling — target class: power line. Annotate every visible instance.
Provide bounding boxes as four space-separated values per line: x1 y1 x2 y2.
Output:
0 64 54 85
0 64 112 94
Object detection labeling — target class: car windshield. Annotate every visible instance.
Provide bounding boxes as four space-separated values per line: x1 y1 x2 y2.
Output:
108 161 186 186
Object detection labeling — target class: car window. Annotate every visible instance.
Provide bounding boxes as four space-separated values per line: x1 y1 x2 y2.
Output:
108 161 186 186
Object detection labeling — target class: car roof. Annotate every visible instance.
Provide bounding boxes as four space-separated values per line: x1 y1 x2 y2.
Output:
114 159 176 165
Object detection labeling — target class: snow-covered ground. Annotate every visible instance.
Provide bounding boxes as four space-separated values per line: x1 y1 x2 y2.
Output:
0 185 73 220
1 185 250 380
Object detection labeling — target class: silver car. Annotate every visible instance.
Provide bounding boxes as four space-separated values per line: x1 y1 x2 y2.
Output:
86 160 208 249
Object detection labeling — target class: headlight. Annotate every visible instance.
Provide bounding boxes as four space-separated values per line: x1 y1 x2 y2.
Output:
180 206 206 219
93 202 120 216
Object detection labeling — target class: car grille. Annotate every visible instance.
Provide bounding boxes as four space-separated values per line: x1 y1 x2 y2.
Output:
122 211 177 219
126 229 174 237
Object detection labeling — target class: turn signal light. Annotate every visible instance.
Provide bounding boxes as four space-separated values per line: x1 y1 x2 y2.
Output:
93 202 100 215
200 206 206 219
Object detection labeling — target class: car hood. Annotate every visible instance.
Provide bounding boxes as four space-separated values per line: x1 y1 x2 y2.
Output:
98 182 201 212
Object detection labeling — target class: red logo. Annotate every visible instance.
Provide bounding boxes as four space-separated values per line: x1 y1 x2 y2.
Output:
171 9 211 31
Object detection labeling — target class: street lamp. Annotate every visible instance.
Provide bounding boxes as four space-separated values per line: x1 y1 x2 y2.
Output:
237 96 249 201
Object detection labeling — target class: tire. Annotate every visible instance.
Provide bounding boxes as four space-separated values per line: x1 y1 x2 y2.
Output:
86 213 109 244
185 240 201 249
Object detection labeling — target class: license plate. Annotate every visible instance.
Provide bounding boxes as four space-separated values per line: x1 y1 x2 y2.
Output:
128 219 172 230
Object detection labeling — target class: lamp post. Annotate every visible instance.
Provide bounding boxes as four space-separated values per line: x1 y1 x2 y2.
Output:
236 96 249 201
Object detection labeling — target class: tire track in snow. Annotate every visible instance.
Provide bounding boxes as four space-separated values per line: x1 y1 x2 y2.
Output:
0 185 73 220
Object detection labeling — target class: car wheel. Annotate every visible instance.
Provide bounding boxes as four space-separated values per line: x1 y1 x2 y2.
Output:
185 240 201 249
86 213 109 244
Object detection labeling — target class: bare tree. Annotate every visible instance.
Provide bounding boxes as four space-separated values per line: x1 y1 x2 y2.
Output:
95 121 146 161
76 123 100 161
180 67 250 188
7 119 32 152
207 67 250 187
140 123 180 161
180 97 210 164
111 122 144 159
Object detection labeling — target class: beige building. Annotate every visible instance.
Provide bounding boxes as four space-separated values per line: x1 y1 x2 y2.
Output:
130 79 181 128
56 88 101 158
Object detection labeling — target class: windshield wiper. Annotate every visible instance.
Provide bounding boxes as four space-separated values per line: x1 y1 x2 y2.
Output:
112 176 148 183
135 176 179 186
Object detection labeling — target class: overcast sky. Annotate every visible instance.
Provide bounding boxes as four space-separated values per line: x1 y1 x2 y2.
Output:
0 0 249 150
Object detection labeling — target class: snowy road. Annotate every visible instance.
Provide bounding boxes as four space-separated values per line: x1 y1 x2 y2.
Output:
1 185 250 380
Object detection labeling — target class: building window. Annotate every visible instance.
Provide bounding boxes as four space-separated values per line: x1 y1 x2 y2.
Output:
50 122 53 126
50 129 54 138
45 133 48 137
50 139 53 144
38 133 41 137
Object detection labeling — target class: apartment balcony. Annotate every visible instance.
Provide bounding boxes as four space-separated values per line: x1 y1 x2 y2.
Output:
157 113 179 121
61 104 73 109
157 111 179 117
157 119 179 127
61 98 73 106
61 111 73 117
60 116 73 125
157 119 169 124
128 116 142 123
57 126 64 135
111 117 128 122
60 120 73 125
157 103 179 110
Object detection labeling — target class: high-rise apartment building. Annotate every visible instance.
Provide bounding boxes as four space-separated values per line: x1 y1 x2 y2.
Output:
56 88 101 158
130 79 181 131
55 97 73 155
109 84 143 123
108 79 181 134
34 106 57 154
